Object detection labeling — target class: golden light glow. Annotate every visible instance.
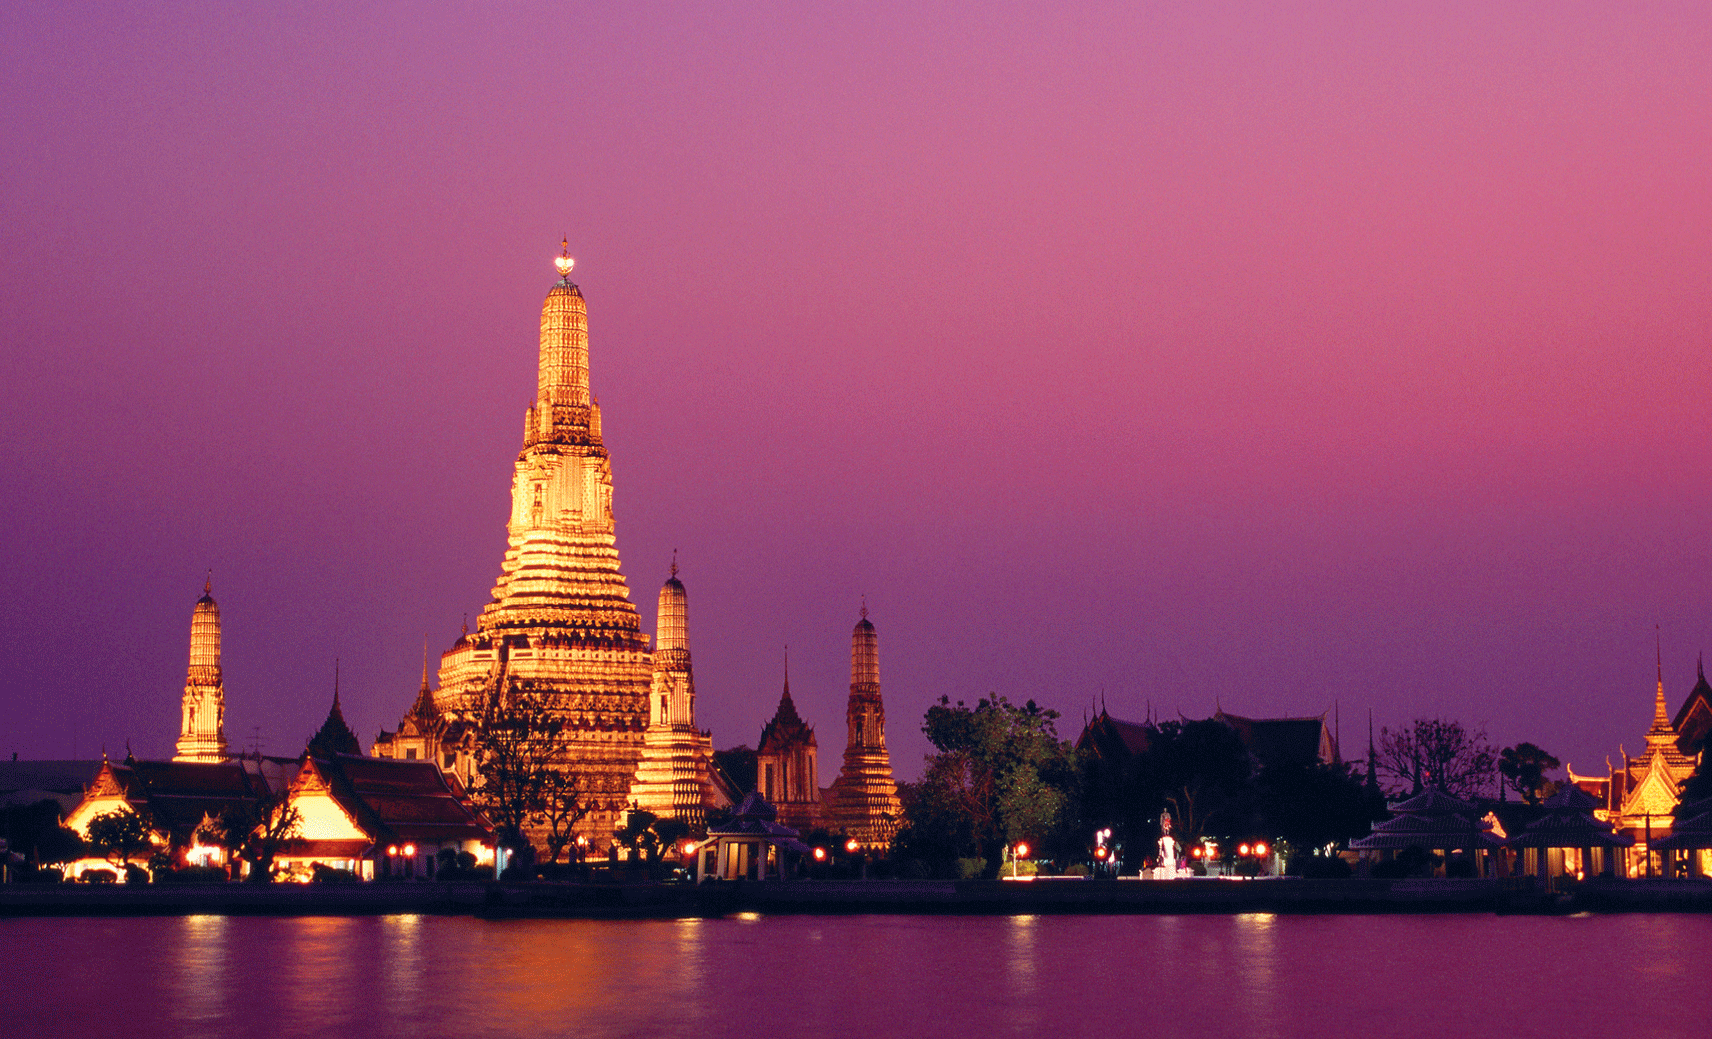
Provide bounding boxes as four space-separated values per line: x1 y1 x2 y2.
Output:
1015 842 1030 859
844 838 859 854
1254 842 1268 857
813 847 827 861
554 239 574 279
402 843 416 857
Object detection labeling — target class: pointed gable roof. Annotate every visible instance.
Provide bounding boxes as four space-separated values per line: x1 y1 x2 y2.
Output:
758 678 815 753
1673 655 1712 757
1075 711 1153 761
309 691 363 758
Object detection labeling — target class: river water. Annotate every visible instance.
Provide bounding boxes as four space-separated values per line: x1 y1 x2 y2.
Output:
6 912 1703 1038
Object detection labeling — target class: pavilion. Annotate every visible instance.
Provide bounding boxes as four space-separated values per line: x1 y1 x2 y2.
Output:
1348 787 1504 877
1505 785 1631 881
694 792 811 882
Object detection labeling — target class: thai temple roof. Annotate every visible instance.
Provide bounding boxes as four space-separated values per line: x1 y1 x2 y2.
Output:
293 753 491 849
1507 784 1631 848
705 792 811 852
308 681 363 758
1349 786 1502 850
758 678 815 751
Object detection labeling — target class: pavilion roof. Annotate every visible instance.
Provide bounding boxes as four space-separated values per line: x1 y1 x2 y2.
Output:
1651 809 1712 850
1388 787 1482 815
1350 785 1501 849
1507 808 1632 848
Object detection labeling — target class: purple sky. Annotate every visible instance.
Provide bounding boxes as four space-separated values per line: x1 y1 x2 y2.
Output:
3 1 1710 785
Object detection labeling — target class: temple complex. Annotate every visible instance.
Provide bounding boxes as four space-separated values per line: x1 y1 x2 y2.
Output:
174 577 228 762
1569 650 1712 876
627 562 731 823
756 663 824 832
371 245 652 850
825 608 903 848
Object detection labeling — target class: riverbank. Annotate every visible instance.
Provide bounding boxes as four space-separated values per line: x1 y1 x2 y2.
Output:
6 876 1712 917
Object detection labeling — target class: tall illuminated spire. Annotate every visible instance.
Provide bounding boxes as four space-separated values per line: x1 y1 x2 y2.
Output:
380 245 654 852
630 558 727 823
174 574 228 762
826 604 903 847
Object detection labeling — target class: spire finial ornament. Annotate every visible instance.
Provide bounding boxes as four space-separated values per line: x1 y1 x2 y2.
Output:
205 569 212 596
554 237 575 282
860 596 868 621
670 549 678 580
333 658 341 707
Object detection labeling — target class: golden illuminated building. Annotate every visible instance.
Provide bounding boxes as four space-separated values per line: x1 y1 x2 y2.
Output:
174 577 228 762
825 607 902 847
1570 652 1712 876
627 562 731 823
373 245 652 851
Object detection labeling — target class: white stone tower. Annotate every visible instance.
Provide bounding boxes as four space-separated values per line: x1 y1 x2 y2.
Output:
629 558 728 823
827 605 902 847
174 575 228 762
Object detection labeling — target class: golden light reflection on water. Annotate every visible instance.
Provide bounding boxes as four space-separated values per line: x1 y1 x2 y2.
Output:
172 914 228 1028
1006 914 1040 1034
25 912 1712 1039
382 914 424 1016
1233 912 1279 1032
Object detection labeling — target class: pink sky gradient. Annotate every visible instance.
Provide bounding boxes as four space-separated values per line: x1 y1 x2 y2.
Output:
2 0 1709 782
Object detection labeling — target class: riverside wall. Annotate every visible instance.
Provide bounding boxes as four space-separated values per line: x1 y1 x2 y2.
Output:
6 876 1712 917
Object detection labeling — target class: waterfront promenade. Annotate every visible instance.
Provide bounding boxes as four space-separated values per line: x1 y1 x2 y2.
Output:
6 876 1712 917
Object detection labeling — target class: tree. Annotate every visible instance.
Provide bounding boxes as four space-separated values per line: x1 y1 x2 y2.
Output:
197 792 302 882
1498 742 1562 805
85 809 155 872
1676 751 1712 816
1138 719 1256 847
1255 760 1387 858
536 766 599 865
893 695 1077 876
1377 718 1495 799
470 680 598 864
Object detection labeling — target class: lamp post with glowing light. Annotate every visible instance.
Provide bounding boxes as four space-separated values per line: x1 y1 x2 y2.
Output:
1010 841 1030 878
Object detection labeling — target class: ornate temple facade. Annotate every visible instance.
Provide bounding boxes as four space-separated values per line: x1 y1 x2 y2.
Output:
174 578 228 762
1570 653 1712 876
756 667 823 833
825 609 902 848
372 248 653 851
627 564 730 823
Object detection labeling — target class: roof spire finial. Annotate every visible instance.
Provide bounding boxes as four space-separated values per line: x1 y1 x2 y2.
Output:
205 569 212 596
333 658 341 707
421 636 430 687
860 595 868 621
462 613 468 637
554 236 574 282
670 548 678 580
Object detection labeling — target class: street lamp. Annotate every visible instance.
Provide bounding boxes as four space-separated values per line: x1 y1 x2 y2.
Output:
1012 841 1030 878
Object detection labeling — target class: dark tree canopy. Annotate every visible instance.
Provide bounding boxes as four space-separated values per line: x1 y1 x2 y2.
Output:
1498 742 1562 805
1137 719 1256 845
1377 718 1495 799
471 680 597 863
85 809 155 871
196 790 301 882
893 695 1077 875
